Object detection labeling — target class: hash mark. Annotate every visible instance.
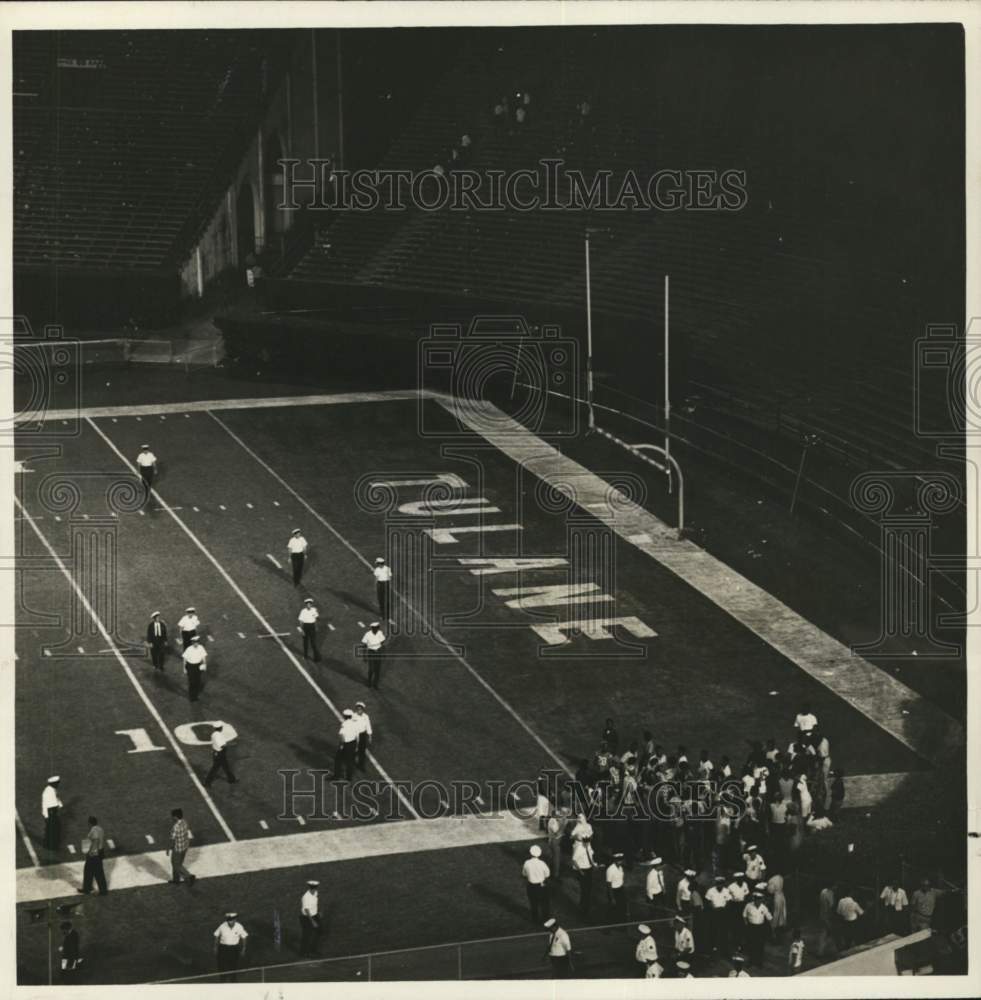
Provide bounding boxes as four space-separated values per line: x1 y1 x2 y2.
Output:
139 509 145 516
357 621 365 628
76 646 85 654
107 839 115 849
237 632 246 639
219 504 227 511
273 500 280 506
145 834 154 845
246 502 254 509
259 820 269 830
266 553 282 570
327 623 335 631
192 506 200 512
43 649 51 657
67 844 76 854
297 815 306 826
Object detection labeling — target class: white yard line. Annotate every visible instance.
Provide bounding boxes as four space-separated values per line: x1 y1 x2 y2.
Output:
266 553 283 570
207 409 573 779
15 496 235 842
84 416 421 822
15 810 40 867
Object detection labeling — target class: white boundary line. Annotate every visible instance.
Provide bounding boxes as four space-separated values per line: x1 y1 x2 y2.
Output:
84 416 422 821
207 409 573 779
14 808 40 867
14 496 236 842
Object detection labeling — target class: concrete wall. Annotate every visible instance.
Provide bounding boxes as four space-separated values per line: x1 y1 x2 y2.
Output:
178 30 343 300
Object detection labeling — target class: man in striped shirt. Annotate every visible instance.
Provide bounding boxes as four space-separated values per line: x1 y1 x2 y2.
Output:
167 808 196 885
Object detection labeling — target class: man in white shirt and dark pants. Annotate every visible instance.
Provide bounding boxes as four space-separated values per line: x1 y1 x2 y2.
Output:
135 444 157 502
205 723 237 785
177 607 200 650
335 709 359 781
521 845 551 923
361 622 385 689
42 775 63 852
213 912 248 982
606 852 626 921
298 598 321 662
373 557 392 621
182 635 207 702
299 879 322 956
288 529 308 586
353 702 372 770
543 917 572 977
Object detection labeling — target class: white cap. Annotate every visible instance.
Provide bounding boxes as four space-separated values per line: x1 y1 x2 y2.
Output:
370 621 380 628
638 924 651 934
651 856 663 865
375 557 385 563
185 606 195 613
304 597 314 604
355 701 366 709
292 528 302 535
543 918 556 928
342 709 354 718
141 443 150 449
529 845 542 857
47 775 60 784
684 869 696 877
306 880 320 887
225 911 237 919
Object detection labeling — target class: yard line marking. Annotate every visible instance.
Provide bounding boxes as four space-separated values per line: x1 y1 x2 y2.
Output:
17 811 538 904
266 553 282 569
15 810 39 867
146 835 155 845
447 399 965 765
207 409 573 778
259 820 269 830
85 416 420 822
15 495 236 843
20 389 426 423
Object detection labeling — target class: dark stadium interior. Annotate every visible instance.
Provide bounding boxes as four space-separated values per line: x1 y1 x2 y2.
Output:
11 21 968 985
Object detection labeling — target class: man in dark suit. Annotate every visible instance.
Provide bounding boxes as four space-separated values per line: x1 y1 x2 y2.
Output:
145 612 168 671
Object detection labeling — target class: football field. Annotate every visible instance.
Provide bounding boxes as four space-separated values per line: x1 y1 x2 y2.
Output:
14 389 962 895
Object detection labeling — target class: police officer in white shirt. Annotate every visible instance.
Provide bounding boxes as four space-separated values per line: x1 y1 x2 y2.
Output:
605 852 626 920
299 880 321 956
743 889 772 967
298 598 321 662
522 845 551 923
335 709 359 781
42 775 63 851
182 635 207 702
287 529 309 586
373 557 393 621
543 917 572 977
674 914 695 956
136 444 157 501
635 924 659 971
205 723 237 785
705 875 732 954
361 622 385 689
728 871 751 948
676 868 696 913
353 702 372 770
645 856 666 913
213 911 248 982
743 846 767 883
177 607 200 650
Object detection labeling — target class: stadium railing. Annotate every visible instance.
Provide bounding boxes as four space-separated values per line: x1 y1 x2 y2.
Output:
150 917 673 984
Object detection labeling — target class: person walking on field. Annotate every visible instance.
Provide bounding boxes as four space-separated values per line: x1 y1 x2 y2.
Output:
288 529 308 586
145 611 168 671
167 808 197 885
373 557 393 621
78 816 108 895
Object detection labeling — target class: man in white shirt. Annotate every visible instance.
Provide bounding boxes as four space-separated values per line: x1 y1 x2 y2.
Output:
42 775 63 851
543 917 572 977
743 846 767 883
299 880 321 956
361 622 385 689
287 529 309 586
605 852 626 920
674 914 695 956
645 856 665 913
135 444 157 501
182 635 207 702
298 598 321 662
521 845 550 923
635 923 659 971
835 891 864 948
676 868 696 913
794 704 818 737
205 723 237 786
213 912 248 982
880 881 909 935
335 709 359 781
743 890 772 966
353 702 372 769
705 876 732 954
177 607 200 650
373 557 393 621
